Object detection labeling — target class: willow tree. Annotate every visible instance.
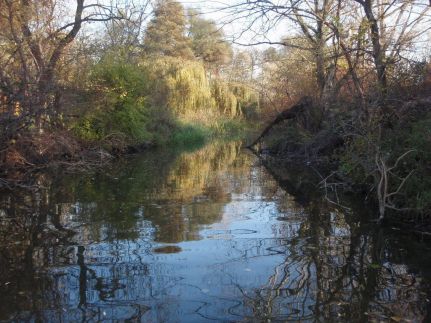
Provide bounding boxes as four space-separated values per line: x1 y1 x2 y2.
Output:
142 0 193 59
140 57 216 117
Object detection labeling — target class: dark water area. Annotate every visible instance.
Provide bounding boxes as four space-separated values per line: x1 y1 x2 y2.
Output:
0 142 430 322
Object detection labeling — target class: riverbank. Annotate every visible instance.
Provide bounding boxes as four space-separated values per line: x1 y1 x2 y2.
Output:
0 118 251 186
249 94 431 226
257 153 431 236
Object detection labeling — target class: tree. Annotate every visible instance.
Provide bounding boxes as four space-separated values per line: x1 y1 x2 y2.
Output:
0 0 146 137
100 3 150 60
218 0 339 102
142 0 193 59
187 9 232 76
351 0 430 99
227 50 253 82
259 43 318 112
218 0 430 105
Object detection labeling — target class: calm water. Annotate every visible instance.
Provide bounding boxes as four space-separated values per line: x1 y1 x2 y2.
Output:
0 142 430 322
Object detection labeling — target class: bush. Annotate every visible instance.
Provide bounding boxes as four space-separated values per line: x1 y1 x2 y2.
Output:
140 56 259 121
73 55 255 149
337 110 431 215
210 80 259 119
384 114 431 212
170 123 210 147
74 57 152 146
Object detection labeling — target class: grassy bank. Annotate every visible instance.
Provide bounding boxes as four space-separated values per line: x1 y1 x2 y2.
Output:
163 118 249 147
0 113 252 179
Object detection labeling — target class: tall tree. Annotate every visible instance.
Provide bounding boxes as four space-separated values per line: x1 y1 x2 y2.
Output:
351 0 430 99
100 3 149 60
142 0 193 59
227 50 253 82
187 9 232 76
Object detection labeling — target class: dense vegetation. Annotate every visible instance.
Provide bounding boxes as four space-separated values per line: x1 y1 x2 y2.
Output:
239 0 431 224
0 0 258 169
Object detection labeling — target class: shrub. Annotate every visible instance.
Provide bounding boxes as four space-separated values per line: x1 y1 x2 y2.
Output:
74 58 152 145
385 114 431 212
170 123 209 147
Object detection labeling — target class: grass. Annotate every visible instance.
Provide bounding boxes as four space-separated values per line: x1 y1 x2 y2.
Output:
168 117 250 149
170 123 211 147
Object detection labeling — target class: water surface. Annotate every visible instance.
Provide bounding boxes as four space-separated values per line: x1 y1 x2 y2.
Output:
0 142 430 322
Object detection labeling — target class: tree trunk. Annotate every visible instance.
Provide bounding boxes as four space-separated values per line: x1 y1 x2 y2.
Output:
362 0 387 99
30 0 84 129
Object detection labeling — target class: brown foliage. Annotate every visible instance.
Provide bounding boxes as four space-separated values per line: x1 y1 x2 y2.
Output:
1 131 81 170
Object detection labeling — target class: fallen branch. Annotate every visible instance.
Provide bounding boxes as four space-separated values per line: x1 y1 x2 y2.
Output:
247 96 313 148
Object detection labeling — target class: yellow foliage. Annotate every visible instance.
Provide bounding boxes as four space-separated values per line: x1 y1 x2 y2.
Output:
211 79 238 116
140 57 257 122
140 57 216 119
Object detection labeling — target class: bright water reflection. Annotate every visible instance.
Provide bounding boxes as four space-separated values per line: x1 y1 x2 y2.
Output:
0 142 430 322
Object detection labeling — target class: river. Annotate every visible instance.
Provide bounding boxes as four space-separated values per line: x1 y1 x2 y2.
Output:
0 142 430 322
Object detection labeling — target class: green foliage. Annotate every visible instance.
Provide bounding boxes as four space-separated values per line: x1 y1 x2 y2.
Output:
211 79 238 116
338 112 431 214
141 56 216 117
187 9 232 72
338 136 373 185
170 123 210 147
143 0 193 59
385 115 431 211
230 82 260 119
170 119 248 147
73 117 104 141
74 58 152 145
140 56 257 120
72 3 251 149
210 118 248 139
71 16 257 149
211 80 259 118
74 56 253 148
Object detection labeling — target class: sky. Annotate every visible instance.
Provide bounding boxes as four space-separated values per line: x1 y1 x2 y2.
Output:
70 0 430 57
179 0 291 47
179 0 431 57
66 0 288 48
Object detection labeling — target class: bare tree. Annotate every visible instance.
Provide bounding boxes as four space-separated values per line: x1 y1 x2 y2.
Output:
217 0 340 102
0 0 149 138
352 0 430 99
214 0 429 105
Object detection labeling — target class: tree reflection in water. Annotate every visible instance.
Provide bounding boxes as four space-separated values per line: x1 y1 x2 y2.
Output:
0 142 430 322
